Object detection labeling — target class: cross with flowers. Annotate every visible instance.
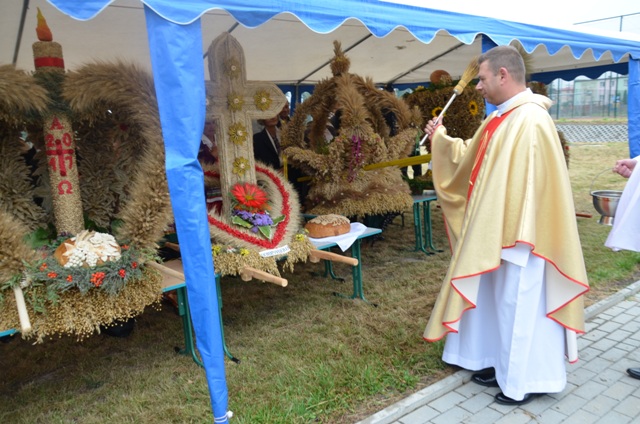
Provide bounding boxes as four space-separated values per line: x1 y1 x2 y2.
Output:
205 32 287 217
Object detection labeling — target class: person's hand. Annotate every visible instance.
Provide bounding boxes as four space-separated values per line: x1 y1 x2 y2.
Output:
613 158 637 179
423 118 442 140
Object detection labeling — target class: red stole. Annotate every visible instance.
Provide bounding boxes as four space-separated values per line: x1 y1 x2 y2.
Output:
467 110 514 200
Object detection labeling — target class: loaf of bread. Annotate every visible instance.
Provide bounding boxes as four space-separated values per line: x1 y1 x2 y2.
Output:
305 214 351 238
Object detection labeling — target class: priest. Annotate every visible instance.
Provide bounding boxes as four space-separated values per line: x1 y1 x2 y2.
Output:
422 45 589 406
605 156 640 381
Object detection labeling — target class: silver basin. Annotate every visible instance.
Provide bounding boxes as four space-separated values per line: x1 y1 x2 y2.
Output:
591 190 622 226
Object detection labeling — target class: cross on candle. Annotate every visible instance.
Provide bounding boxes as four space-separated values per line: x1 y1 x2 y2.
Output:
46 133 74 177
205 33 287 217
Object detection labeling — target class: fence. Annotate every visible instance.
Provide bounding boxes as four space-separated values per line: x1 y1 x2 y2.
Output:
547 72 629 120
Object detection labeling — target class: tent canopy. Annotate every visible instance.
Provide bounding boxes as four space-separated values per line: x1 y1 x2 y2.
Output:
4 2 640 423
4 0 640 88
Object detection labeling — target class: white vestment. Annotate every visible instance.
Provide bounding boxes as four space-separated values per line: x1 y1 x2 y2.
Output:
605 159 640 252
442 243 574 400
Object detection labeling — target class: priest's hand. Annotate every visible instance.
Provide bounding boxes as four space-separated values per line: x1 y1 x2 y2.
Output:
423 118 442 141
613 158 637 179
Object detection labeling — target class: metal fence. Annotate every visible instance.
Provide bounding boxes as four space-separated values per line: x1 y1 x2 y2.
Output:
547 72 629 120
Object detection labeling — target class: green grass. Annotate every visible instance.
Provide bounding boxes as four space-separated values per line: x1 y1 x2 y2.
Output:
569 142 640 290
1 141 638 423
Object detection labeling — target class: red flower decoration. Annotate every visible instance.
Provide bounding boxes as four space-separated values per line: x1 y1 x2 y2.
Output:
231 182 268 212
40 263 48 271
47 272 57 279
206 166 292 250
118 269 126 278
66 275 73 282
132 262 138 269
90 272 106 288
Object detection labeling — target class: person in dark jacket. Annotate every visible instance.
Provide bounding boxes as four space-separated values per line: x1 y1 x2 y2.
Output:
253 115 281 169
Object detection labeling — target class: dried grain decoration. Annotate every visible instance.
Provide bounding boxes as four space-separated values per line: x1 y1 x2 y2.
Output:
202 161 313 276
0 133 47 229
62 61 172 249
0 267 162 342
0 211 39 284
0 66 50 229
405 80 485 151
0 65 50 126
201 33 313 277
282 42 420 216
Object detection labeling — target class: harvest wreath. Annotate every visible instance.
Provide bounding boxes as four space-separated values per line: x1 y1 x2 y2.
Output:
202 164 314 277
0 225 161 342
0 61 172 341
16 231 148 298
280 41 419 217
230 182 284 240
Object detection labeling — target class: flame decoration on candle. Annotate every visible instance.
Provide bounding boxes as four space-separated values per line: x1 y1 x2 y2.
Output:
36 7 53 42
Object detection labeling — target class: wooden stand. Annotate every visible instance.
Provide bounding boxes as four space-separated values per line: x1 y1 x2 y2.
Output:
13 285 32 333
309 249 358 266
239 267 288 287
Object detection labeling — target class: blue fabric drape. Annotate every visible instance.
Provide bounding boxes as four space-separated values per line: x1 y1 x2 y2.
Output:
481 36 498 117
629 59 640 158
143 6 229 423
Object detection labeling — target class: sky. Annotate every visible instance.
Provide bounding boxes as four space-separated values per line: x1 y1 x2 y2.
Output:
384 0 640 34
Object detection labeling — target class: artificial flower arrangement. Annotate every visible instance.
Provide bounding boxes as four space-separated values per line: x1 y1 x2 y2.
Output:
0 229 150 313
230 182 285 240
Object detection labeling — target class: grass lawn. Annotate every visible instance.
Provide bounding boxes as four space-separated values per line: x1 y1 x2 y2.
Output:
1 142 639 424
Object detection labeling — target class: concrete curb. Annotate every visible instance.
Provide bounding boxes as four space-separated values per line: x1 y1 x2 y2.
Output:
356 279 640 424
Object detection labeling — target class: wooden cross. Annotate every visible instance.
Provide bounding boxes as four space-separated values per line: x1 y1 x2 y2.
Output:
205 33 286 217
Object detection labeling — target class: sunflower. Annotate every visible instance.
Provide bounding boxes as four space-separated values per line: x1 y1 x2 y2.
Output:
232 157 250 176
469 100 479 116
431 106 443 118
229 122 248 145
224 58 241 79
227 93 244 112
231 182 269 211
254 90 272 111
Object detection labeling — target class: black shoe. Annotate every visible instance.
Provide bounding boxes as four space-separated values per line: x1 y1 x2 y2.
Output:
471 371 499 387
494 392 543 406
627 368 640 380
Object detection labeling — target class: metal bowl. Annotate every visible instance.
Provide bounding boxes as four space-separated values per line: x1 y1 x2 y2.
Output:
591 190 622 225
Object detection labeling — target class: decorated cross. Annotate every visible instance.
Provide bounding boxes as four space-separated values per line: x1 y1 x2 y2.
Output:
205 33 286 217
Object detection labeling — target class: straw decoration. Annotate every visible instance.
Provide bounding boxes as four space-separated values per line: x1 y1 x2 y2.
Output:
420 56 479 145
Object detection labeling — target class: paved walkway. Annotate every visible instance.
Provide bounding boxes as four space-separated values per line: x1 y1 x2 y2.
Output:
359 280 640 424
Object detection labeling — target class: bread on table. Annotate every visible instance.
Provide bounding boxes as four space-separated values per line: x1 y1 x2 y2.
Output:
305 214 351 238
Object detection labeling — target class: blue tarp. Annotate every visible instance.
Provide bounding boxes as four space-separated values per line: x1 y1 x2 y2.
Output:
630 60 640 157
143 7 230 423
46 1 640 421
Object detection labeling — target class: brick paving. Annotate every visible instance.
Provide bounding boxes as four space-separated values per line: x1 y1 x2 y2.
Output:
359 280 640 424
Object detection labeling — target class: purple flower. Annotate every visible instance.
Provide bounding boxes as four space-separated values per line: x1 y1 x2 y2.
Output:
252 213 273 227
233 209 253 221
